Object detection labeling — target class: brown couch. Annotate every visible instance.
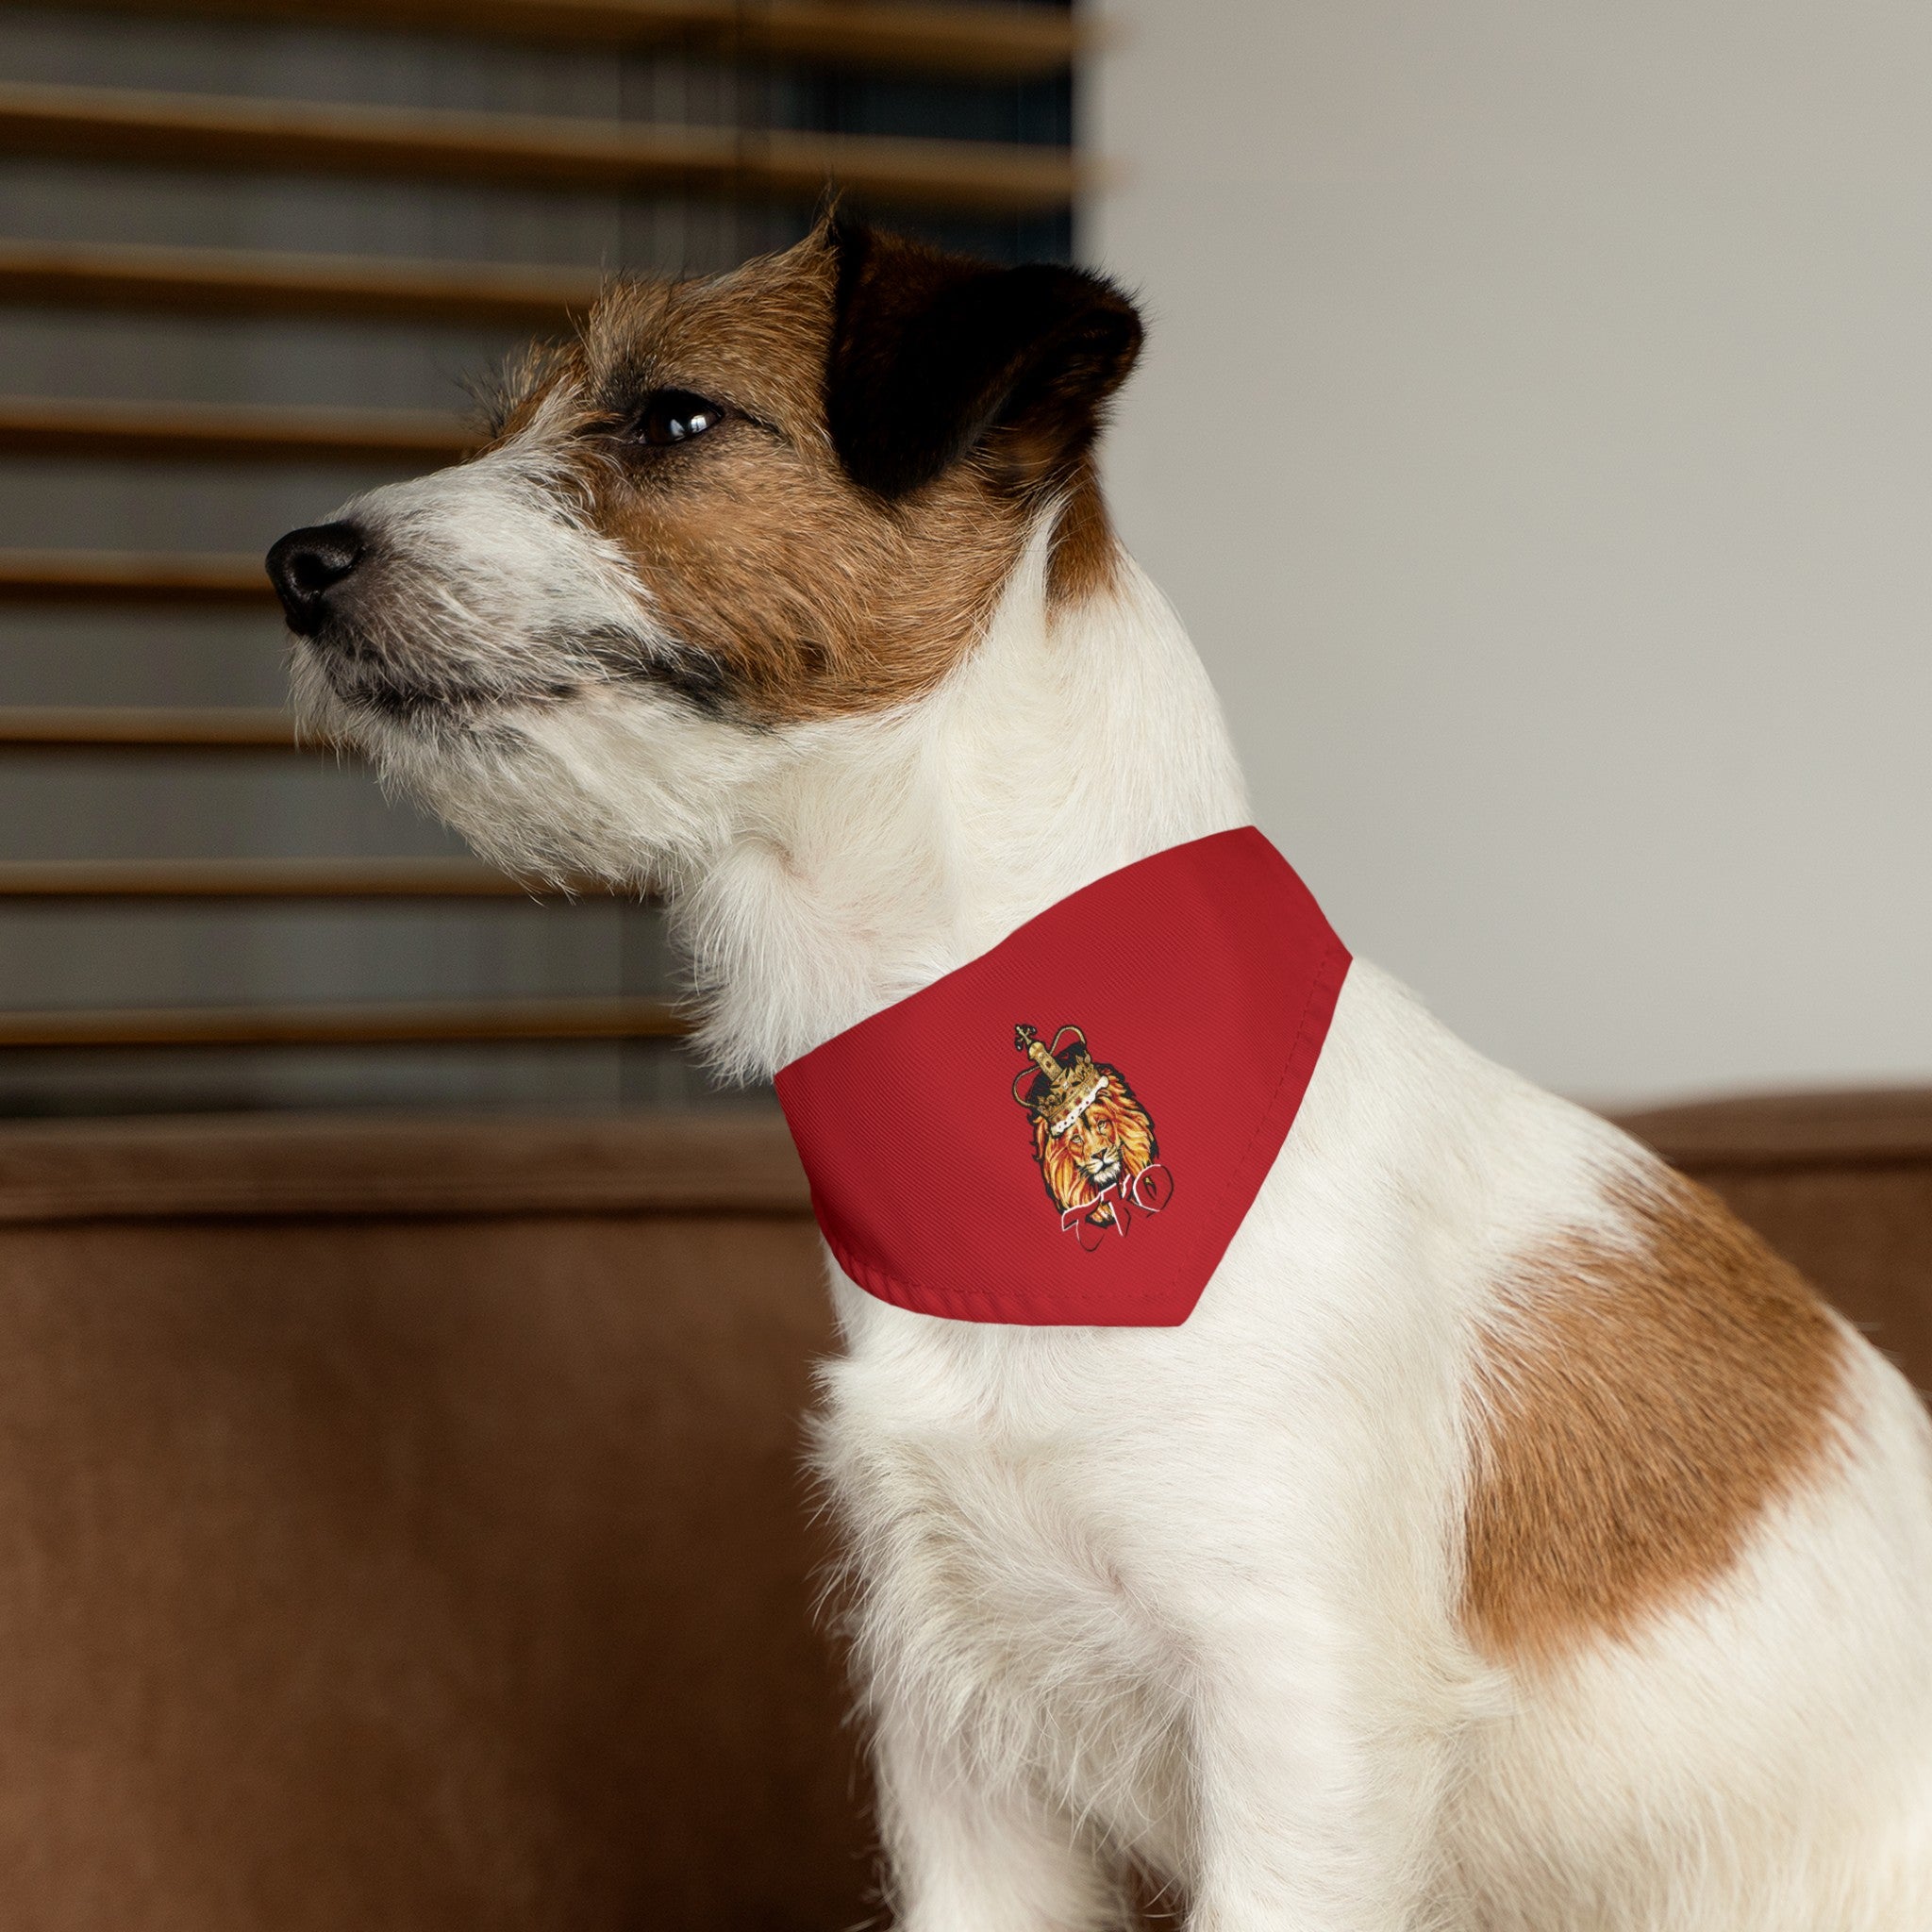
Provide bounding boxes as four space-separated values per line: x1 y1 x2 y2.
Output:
0 1091 1924 1929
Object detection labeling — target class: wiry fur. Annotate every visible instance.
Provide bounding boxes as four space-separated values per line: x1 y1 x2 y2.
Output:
277 225 1932 1930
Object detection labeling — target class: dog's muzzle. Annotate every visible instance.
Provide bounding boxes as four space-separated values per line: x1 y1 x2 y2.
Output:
267 522 365 637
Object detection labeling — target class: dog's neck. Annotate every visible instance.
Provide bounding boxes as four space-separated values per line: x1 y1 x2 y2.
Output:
676 532 1251 1080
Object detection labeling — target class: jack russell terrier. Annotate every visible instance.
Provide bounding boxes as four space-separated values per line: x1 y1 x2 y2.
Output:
268 217 1932 1931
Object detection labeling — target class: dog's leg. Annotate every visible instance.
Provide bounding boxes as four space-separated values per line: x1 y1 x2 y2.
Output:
1181 1626 1455 1932
874 1707 1126 1932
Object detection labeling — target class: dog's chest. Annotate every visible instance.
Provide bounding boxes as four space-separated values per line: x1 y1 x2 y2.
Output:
819 1338 1191 1856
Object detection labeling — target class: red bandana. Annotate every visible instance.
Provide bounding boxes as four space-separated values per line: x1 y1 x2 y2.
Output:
774 828 1350 1326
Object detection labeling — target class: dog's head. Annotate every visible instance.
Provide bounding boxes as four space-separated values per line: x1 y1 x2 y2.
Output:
268 218 1141 883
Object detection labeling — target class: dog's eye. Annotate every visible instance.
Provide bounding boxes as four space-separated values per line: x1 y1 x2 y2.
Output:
632 389 725 447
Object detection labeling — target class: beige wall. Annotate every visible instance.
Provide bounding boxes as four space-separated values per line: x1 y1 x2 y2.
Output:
1088 0 1932 1106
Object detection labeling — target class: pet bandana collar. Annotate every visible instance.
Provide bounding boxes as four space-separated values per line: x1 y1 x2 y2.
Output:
774 827 1350 1327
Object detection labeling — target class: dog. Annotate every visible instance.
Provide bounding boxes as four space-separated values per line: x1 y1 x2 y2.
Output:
268 216 1932 1930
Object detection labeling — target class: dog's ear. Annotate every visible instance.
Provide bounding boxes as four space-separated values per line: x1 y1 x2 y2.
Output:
824 217 1143 502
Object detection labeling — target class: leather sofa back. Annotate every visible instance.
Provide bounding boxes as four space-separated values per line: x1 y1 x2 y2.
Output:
0 1092 1924 1927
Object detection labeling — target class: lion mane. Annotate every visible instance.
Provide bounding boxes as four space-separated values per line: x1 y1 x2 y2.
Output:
1033 1072 1158 1224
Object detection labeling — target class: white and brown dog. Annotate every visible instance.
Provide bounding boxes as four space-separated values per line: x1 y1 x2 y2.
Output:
269 219 1932 1930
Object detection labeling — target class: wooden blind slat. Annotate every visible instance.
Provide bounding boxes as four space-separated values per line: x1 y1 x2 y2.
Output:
25 0 1083 76
0 994 686 1046
0 858 587 898
0 707 302 748
0 550 272 602
0 240 602 326
0 395 471 464
0 81 1087 214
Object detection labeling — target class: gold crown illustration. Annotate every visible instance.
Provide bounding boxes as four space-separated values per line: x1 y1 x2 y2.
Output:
1012 1024 1112 1138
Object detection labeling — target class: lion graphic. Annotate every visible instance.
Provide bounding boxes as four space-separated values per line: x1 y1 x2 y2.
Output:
1012 1024 1171 1245
1034 1074 1159 1228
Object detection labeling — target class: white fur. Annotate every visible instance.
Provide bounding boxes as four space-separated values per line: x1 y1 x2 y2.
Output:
297 476 1932 1929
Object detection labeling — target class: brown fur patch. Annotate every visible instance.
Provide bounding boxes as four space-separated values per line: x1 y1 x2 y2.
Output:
481 228 1129 724
584 242 1027 722
1461 1168 1848 1666
1045 458 1122 609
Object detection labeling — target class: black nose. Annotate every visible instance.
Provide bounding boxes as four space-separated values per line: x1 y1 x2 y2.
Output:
266 522 364 636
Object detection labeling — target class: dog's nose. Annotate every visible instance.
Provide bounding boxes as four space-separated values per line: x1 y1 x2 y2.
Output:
266 522 364 636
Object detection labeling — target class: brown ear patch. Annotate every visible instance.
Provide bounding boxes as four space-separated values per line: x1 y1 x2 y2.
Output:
824 217 1141 504
1461 1169 1848 1667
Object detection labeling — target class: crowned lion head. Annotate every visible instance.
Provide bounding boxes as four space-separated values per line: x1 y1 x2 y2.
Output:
1013 1024 1161 1232
1033 1074 1159 1228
